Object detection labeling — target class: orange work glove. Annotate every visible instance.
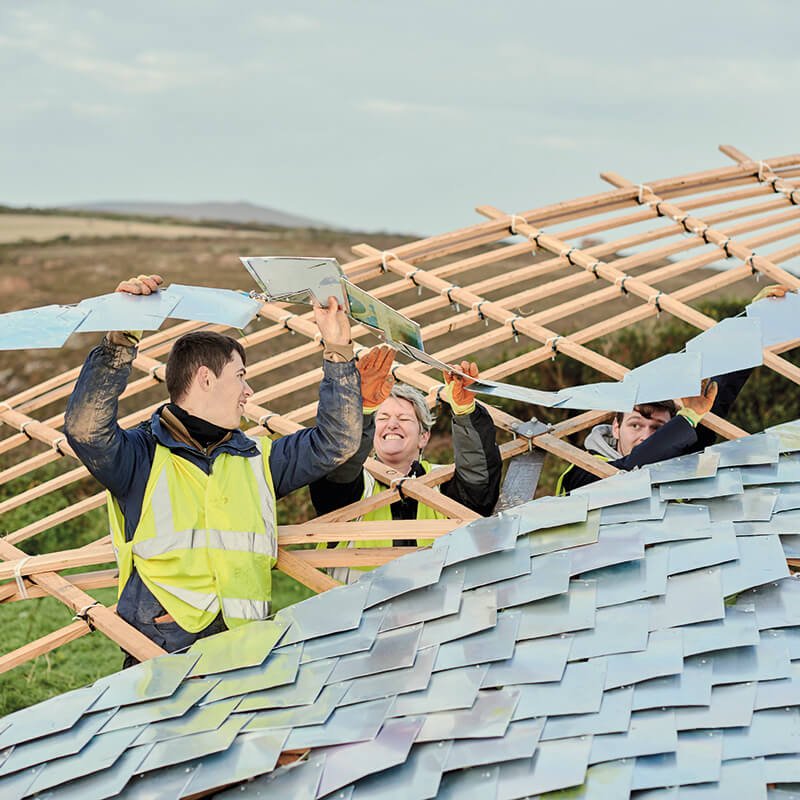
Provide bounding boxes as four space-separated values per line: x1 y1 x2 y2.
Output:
441 360 478 415
358 345 396 412
677 378 718 428
752 284 794 303
115 274 164 295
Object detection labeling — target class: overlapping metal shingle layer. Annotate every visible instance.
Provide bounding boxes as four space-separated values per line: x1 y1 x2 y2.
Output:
5 422 800 799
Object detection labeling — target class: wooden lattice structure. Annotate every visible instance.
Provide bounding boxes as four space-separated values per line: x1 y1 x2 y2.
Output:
3 143 800 673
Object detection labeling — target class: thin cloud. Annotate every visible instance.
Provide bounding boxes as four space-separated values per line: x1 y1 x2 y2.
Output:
358 99 462 118
254 14 321 32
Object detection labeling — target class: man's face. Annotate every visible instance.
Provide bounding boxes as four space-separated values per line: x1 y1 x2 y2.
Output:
204 352 253 429
373 396 430 467
611 408 672 456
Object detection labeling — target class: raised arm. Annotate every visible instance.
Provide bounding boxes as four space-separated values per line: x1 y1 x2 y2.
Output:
439 361 502 515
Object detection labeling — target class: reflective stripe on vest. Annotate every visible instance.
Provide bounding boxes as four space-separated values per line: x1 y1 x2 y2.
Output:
108 437 277 633
555 454 611 496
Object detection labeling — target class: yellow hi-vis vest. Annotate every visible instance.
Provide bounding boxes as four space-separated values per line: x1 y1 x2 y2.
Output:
318 460 445 580
107 438 277 633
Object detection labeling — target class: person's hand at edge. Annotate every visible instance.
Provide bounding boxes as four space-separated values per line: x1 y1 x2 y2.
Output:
109 274 163 345
441 360 478 415
752 284 794 304
677 378 718 428
313 295 352 348
358 345 396 413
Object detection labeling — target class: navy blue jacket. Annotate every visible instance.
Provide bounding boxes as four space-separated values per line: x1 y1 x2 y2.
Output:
65 336 362 651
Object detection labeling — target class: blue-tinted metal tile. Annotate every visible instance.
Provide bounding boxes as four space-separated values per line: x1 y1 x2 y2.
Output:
624 352 702 405
103 677 218 731
633 658 713 711
659 468 743 501
675 682 757 730
767 420 800 453
132 698 239 746
278 581 371 646
211 755 326 799
650 567 725 630
756 663 800 710
201 646 302 704
710 630 792 685
417 688 519 742
648 451 721 485
188 619 287 676
736 578 800 630
25 726 144 796
349 739 450 800
419 588 497 648
545 759 634 800
568 526 645 575
389 665 487 717
493 551 571 609
0 305 87 350
462 546 531 591
780 534 800 557
555 377 638 412
740 455 800 485
513 659 607 719
568 601 650 661
89 755 200 800
378 567 465 631
0 685 106 749
707 434 781 468
601 629 684 690
705 488 779 523
526 511 600 556
180 728 290 797
599 490 666 525
436 764 499 800
433 610 521 672
721 535 790 596
327 624 422 683
667 522 739 574
736 508 800 535
0 764 44 800
515 493 590 535
283 696 396 751
496 737 593 798
244 683 350 731
774 489 800 514
74 290 179 333
680 606 760 657
364 547 447 608
591 544 669 608
339 645 438 706
632 503 713 545
241 255 345 306
541 687 633 740
301 609 385 664
631 731 723 791
590 710 677 764
723 708 800 760
764 753 800 784
747 290 800 345
0 708 115 777
572 467 653 510
517 579 597 640
686 316 763 377
444 719 543 771
163 284 262 328
236 658 336 712
90 654 199 712
432 513 520 566
481 634 572 688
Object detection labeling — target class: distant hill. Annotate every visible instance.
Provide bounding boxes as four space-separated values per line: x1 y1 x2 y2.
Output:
65 200 330 229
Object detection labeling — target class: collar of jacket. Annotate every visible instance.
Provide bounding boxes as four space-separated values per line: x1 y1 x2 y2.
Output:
149 405 260 458
583 423 622 460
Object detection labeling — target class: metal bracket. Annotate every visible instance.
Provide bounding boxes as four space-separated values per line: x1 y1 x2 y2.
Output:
511 418 552 439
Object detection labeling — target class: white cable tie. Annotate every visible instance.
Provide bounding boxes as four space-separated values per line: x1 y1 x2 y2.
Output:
52 436 67 454
636 184 653 204
19 419 34 436
149 364 162 380
509 214 521 235
758 160 770 181
0 402 12 413
13 556 31 600
381 251 398 273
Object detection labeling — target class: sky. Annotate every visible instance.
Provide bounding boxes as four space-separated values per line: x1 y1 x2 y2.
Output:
2 1 799 235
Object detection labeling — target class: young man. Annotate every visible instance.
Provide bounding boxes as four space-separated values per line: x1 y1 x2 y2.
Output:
556 284 792 494
310 349 502 581
65 274 362 659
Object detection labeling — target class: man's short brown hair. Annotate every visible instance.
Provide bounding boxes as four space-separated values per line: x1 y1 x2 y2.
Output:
614 400 677 425
165 332 246 402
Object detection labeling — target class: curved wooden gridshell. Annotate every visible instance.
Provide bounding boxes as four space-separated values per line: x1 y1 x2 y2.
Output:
2 144 800 671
